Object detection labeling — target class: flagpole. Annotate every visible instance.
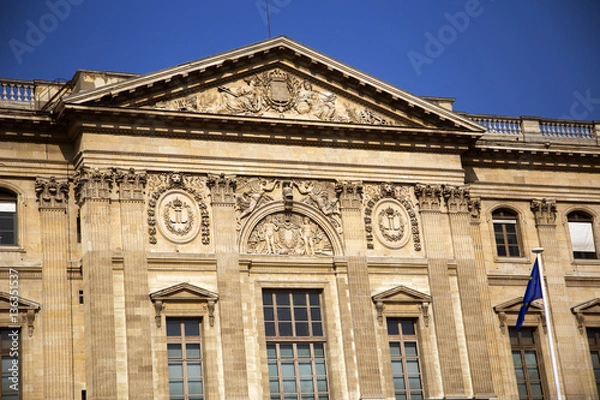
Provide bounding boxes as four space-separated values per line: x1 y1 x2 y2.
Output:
532 248 562 400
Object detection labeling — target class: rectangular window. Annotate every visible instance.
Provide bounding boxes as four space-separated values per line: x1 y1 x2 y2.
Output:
387 318 423 400
509 327 545 400
263 290 329 400
587 328 600 395
166 318 204 400
0 200 17 246
1 328 19 399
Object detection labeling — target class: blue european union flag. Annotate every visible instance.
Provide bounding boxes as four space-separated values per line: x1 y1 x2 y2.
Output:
516 259 543 330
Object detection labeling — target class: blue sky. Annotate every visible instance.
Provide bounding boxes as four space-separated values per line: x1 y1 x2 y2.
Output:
1 1 599 120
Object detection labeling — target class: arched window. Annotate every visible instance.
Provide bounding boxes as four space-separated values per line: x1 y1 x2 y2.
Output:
492 208 522 257
568 211 597 260
0 190 17 246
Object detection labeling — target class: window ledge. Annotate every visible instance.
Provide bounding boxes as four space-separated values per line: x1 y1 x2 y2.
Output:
494 256 531 264
0 246 24 253
572 259 600 266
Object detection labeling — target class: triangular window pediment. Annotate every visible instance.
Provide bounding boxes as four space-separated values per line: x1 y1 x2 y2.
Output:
493 297 544 331
0 292 40 337
571 298 600 333
149 283 218 327
372 286 431 326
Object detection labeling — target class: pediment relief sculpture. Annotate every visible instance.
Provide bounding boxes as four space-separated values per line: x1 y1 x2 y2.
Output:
146 172 210 245
246 212 333 256
151 69 398 126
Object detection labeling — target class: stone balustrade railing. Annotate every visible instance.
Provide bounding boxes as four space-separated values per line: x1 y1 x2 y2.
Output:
468 114 599 145
0 79 66 110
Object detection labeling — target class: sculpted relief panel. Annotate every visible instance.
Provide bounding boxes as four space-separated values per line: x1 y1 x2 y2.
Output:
152 69 398 126
246 213 333 256
147 172 210 245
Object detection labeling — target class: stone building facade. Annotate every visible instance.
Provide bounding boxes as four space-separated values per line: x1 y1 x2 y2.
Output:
0 37 599 399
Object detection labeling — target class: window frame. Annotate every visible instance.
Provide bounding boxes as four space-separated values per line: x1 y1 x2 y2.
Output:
0 328 20 400
508 327 548 400
262 289 330 400
567 211 598 260
165 318 205 400
386 317 424 400
492 208 524 258
0 190 18 247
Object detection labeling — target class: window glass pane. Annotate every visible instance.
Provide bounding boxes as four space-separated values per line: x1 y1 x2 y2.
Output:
168 363 183 378
169 380 184 395
406 359 420 373
186 343 201 359
400 320 415 335
166 320 181 337
276 292 290 306
391 360 403 374
591 351 600 365
185 320 200 336
293 292 307 306
524 350 537 365
312 322 323 336
310 308 321 321
387 319 399 335
527 366 540 380
408 376 422 389
297 344 310 358
313 343 324 358
279 322 293 336
0 202 16 212
263 291 273 305
278 307 292 321
309 292 320 306
296 322 310 336
187 379 203 394
393 376 405 390
315 360 326 375
298 361 313 376
294 308 308 321
168 344 182 359
267 344 277 359
282 377 296 393
404 342 418 356
0 232 14 246
280 344 294 359
300 378 314 392
265 322 276 337
187 362 202 377
389 342 401 357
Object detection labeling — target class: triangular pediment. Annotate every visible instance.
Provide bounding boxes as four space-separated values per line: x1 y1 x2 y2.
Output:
149 282 218 302
0 292 40 311
572 298 600 315
63 37 484 133
372 285 431 304
494 297 543 314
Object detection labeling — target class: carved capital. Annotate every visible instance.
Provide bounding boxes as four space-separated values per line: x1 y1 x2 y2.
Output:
335 181 363 209
442 185 470 213
74 167 114 205
530 198 557 226
414 184 442 211
116 168 146 201
468 197 481 220
207 174 237 205
35 177 69 210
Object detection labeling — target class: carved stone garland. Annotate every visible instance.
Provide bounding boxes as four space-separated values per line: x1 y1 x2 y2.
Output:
364 183 421 251
146 172 210 245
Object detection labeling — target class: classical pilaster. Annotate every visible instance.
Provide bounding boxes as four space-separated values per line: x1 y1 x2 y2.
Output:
443 187 495 398
530 199 589 397
35 177 73 400
207 173 250 400
336 181 384 399
467 198 504 398
414 184 465 397
74 167 118 400
116 168 154 398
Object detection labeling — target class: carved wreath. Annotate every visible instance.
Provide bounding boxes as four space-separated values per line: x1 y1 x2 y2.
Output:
162 198 194 236
377 206 405 242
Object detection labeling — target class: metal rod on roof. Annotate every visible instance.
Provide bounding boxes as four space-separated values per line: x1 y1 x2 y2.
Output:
265 0 272 38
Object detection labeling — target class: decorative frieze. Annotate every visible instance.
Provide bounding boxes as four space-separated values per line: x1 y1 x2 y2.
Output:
442 185 470 212
116 167 146 201
296 180 342 233
363 183 421 251
147 172 210 245
73 167 114 204
246 212 332 256
35 176 69 210
530 198 557 226
414 183 442 211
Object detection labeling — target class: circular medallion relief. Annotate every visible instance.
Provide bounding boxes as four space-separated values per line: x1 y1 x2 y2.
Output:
157 190 200 244
373 199 410 249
